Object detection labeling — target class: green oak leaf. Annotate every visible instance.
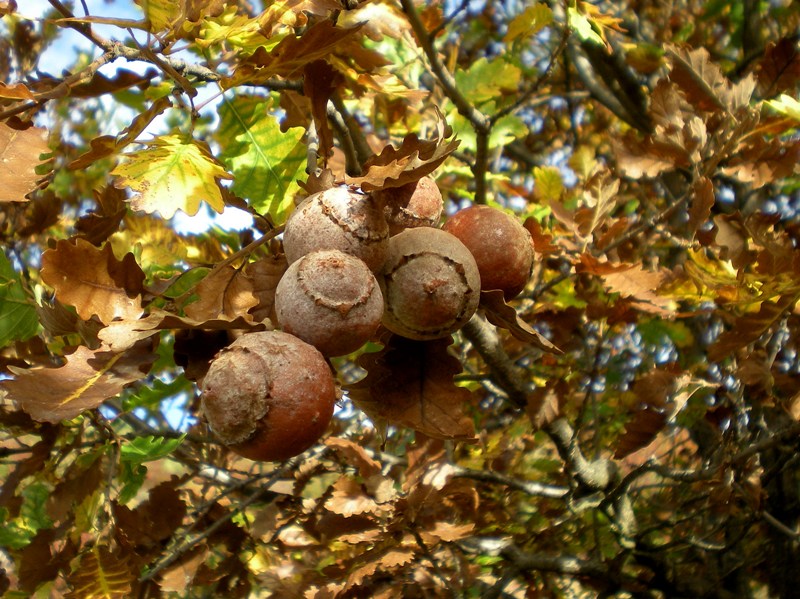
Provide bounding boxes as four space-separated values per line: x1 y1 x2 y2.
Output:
215 95 307 225
0 252 38 347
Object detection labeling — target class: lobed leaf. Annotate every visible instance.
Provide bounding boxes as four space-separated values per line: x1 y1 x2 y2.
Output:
111 135 232 218
40 238 146 324
0 124 50 202
3 344 157 423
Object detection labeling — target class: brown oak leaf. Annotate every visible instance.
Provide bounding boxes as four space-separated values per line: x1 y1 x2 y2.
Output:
3 343 156 423
74 185 128 246
98 310 268 352
613 407 668 460
346 108 460 192
578 254 676 315
304 60 343 162
480 290 562 353
0 123 50 202
183 264 258 322
347 335 476 440
40 238 145 324
69 96 171 170
325 476 383 518
756 38 800 98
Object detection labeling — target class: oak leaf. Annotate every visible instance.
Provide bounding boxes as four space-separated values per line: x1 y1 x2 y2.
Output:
0 82 34 100
347 336 476 441
112 135 232 218
0 250 38 347
74 186 128 246
480 290 562 353
325 437 381 479
3 344 156 423
0 123 50 202
756 38 800 97
578 255 676 315
215 95 306 224
347 109 460 191
64 545 134 599
613 407 667 460
667 46 754 113
325 476 384 518
227 20 362 85
687 176 715 236
40 238 145 324
98 310 268 352
183 264 258 322
246 255 287 323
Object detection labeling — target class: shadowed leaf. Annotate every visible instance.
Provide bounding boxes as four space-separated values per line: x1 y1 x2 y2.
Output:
347 336 476 440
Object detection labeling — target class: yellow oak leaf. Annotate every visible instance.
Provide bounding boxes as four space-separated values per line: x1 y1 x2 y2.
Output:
112 135 232 218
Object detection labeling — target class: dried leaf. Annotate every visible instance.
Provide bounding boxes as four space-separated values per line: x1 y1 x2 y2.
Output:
114 479 186 547
98 310 268 352
687 176 714 236
613 407 667 459
667 46 743 113
756 38 800 98
18 529 77 592
227 20 362 85
613 132 690 179
709 294 799 361
0 123 50 202
112 135 232 218
721 137 800 189
74 186 128 246
65 546 134 599
523 217 559 255
40 238 145 324
246 255 287 323
0 81 34 100
3 344 156 423
325 476 383 517
480 290 562 353
325 437 381 479
526 379 567 430
347 336 476 440
158 546 208 594
304 60 343 161
578 255 676 315
632 370 679 409
183 264 258 322
347 109 460 192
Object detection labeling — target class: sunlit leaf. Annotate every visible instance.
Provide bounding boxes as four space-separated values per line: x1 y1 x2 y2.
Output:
40 238 145 324
215 95 307 224
65 546 134 599
0 124 50 202
504 3 553 43
111 135 233 218
120 435 186 464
